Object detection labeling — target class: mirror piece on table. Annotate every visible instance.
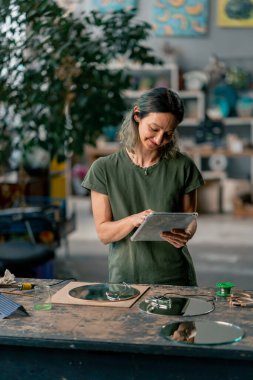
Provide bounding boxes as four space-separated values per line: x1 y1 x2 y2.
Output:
139 296 214 316
69 283 140 302
161 320 244 345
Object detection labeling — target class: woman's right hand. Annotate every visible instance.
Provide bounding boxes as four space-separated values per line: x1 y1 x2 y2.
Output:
130 209 153 228
91 191 154 244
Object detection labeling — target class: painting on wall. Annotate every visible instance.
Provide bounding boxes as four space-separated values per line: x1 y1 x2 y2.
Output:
93 0 137 13
217 0 253 28
152 0 209 37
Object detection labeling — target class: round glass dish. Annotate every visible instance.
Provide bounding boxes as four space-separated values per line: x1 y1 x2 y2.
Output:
139 296 214 316
69 283 140 302
161 320 244 345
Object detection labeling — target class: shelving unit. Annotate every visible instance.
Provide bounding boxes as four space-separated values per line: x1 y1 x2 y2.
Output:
113 62 205 127
223 117 253 185
180 90 205 126
96 62 253 212
180 117 253 212
118 62 179 93
181 120 253 181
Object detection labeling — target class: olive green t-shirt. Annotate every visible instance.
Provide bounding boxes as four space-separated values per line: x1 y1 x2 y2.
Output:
82 148 204 285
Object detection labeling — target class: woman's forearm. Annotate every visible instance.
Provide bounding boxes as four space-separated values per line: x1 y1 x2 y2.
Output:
95 215 136 244
91 190 153 244
96 210 153 244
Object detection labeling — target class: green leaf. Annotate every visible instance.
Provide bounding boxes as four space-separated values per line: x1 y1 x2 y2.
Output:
0 0 159 162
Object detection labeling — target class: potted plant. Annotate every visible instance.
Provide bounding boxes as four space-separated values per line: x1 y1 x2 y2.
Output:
0 0 161 170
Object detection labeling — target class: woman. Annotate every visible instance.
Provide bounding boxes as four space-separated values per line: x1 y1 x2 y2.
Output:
82 87 204 286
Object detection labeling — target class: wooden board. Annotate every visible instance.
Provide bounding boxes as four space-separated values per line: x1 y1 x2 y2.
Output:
51 282 150 308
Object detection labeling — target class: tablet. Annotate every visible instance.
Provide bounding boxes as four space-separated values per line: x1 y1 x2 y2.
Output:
130 212 198 242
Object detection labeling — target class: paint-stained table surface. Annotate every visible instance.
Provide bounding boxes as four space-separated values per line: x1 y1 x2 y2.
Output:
1 280 253 380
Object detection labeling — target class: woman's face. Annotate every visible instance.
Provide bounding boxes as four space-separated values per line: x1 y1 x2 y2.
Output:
136 112 178 152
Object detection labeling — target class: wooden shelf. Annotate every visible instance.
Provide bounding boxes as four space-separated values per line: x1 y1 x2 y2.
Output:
85 143 119 164
180 118 202 126
184 146 253 157
223 117 253 126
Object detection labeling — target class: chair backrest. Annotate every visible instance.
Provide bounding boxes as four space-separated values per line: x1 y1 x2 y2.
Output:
0 211 60 247
0 219 12 242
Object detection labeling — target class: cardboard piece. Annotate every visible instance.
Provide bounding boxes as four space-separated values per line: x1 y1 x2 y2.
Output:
51 282 149 308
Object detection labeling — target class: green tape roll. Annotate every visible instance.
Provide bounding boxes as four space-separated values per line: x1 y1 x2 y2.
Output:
216 282 235 297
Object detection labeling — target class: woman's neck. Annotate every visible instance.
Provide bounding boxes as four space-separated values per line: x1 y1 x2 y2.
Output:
126 147 161 168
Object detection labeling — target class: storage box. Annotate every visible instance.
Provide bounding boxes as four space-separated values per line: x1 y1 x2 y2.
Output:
222 179 251 213
197 179 221 213
233 192 253 217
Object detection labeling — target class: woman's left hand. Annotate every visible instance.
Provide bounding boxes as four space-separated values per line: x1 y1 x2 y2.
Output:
160 229 192 248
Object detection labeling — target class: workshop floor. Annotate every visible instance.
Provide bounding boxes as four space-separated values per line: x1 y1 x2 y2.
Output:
55 196 253 290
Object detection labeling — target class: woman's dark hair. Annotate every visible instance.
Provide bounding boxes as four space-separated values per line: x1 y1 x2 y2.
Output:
137 87 184 123
119 87 184 158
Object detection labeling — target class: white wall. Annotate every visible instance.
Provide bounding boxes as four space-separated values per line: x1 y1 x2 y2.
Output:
140 0 253 70
80 0 253 71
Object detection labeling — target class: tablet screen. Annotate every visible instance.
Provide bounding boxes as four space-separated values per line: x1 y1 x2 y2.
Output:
130 212 198 242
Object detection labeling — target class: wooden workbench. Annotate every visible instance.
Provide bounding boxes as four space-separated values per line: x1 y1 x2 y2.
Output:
1 281 253 380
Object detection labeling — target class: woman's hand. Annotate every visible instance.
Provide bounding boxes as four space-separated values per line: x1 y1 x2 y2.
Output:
160 228 192 248
91 191 155 244
161 189 198 248
130 209 153 228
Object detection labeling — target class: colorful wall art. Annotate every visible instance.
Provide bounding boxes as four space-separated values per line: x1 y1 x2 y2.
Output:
217 0 253 28
152 0 209 36
93 0 137 13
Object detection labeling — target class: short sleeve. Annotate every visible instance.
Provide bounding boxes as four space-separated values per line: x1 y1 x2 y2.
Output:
81 158 108 195
184 157 205 193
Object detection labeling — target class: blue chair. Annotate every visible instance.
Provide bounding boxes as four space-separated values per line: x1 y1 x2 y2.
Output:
0 212 59 278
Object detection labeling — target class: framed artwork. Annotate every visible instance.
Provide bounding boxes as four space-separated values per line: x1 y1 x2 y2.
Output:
217 0 253 28
152 0 209 36
93 0 137 13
